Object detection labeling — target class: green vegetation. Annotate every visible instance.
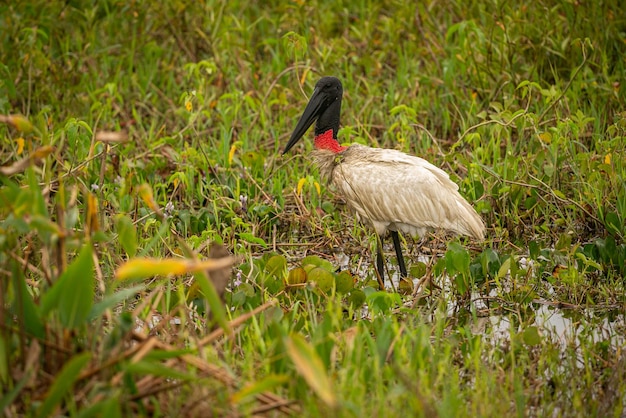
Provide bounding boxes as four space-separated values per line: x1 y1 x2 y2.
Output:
1 0 625 416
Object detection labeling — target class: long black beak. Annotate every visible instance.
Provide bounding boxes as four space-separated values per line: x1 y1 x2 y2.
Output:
282 87 325 154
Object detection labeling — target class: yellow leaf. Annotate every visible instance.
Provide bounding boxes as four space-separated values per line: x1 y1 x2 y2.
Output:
285 333 337 408
86 192 99 235
30 146 54 160
296 178 306 195
116 257 235 281
313 181 321 196
538 132 551 143
228 144 236 166
604 153 611 165
137 184 163 217
299 68 310 85
116 258 188 280
16 137 24 155
1 114 34 133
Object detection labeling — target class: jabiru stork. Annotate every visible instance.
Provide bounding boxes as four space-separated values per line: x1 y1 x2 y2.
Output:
283 76 485 289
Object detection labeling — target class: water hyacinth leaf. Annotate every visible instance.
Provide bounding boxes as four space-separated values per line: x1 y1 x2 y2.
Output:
398 277 413 294
301 255 334 272
307 267 334 293
335 270 354 293
286 267 307 285
285 333 337 408
36 352 92 418
264 254 287 278
409 262 427 278
522 326 541 346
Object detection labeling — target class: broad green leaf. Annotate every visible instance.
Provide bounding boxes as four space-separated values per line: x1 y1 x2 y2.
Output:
194 271 232 335
11 262 45 339
264 255 287 278
307 267 334 293
301 255 334 272
604 212 622 236
115 214 137 258
285 333 337 408
41 244 95 328
59 246 94 328
238 232 267 247
446 242 470 276
522 326 541 346
36 352 91 418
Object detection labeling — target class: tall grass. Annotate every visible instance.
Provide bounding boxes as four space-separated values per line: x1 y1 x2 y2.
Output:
1 0 624 416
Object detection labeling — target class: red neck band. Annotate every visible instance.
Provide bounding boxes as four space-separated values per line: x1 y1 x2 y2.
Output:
314 129 346 153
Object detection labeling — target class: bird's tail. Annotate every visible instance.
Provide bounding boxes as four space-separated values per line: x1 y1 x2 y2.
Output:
454 199 486 240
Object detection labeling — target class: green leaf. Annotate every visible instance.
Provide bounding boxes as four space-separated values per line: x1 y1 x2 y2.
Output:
285 333 337 408
367 291 402 315
604 212 622 237
301 255 334 272
126 360 196 381
41 245 95 328
89 285 145 320
231 374 290 404
11 263 45 339
194 271 232 335
238 232 267 247
36 352 92 418
116 214 138 258
74 397 122 418
522 326 542 346
264 255 287 278
446 242 470 276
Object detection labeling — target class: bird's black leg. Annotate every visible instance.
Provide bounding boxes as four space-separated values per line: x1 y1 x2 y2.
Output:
391 230 408 278
375 235 386 290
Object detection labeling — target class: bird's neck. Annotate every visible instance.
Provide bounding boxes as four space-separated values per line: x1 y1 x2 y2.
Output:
314 129 346 153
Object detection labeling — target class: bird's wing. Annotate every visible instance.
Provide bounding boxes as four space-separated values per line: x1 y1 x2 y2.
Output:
331 145 484 239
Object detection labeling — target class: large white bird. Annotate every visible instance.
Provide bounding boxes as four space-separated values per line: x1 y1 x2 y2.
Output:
283 76 485 289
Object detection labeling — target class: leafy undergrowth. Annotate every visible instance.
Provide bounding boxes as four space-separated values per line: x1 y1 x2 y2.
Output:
1 0 625 416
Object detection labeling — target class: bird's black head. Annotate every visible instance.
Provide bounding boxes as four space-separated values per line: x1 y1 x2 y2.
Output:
283 76 343 154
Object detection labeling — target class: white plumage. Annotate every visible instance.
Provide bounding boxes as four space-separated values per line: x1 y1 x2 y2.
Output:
283 76 485 287
313 144 485 240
